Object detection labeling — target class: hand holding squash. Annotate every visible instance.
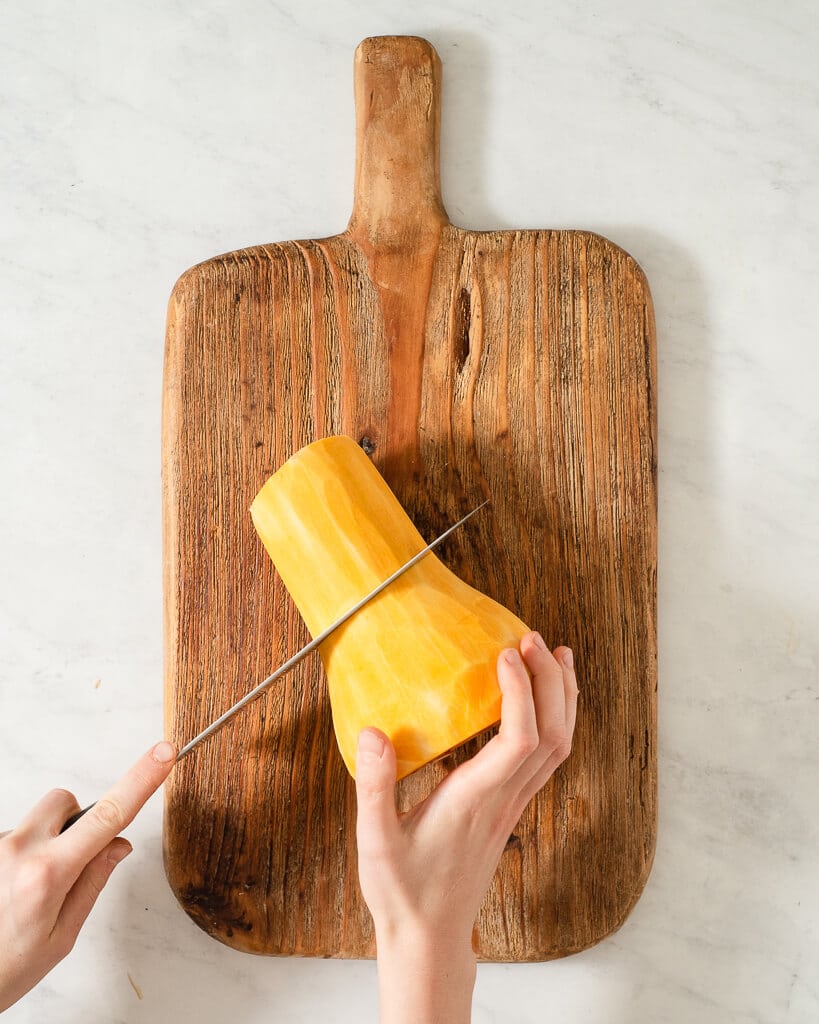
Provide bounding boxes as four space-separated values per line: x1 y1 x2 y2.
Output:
355 633 578 1024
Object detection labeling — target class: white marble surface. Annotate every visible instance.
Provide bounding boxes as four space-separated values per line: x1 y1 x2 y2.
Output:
1 1 817 1021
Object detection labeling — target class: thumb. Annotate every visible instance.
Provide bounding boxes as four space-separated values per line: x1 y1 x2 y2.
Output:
54 838 132 945
354 728 398 848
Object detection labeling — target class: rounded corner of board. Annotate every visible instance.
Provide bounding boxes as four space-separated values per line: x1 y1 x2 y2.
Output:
162 867 266 955
585 230 655 296
587 845 659 955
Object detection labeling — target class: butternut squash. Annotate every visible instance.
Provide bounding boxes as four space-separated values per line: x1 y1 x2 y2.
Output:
249 435 530 779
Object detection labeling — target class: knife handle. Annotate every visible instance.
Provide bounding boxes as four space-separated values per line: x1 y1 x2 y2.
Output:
60 803 95 833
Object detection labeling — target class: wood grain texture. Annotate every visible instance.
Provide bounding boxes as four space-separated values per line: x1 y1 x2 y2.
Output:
162 35 657 961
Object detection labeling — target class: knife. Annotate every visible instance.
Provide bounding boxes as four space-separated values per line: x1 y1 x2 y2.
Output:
60 499 489 832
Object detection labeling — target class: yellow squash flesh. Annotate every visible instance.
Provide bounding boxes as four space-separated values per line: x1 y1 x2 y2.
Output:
249 435 530 780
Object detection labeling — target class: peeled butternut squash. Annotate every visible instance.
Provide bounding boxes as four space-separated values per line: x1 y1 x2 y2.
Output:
249 435 530 779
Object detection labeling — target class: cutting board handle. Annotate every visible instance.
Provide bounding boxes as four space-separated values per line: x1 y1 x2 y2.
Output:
347 36 450 245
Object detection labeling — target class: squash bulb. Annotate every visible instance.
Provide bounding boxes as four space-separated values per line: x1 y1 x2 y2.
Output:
250 435 530 780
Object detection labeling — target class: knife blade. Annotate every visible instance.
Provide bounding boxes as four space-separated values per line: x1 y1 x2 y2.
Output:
60 498 489 832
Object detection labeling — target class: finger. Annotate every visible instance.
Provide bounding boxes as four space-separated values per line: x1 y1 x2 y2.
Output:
53 838 132 947
11 789 81 842
56 741 176 881
497 647 539 753
521 646 579 805
524 634 571 759
454 644 540 796
354 729 399 853
553 646 579 750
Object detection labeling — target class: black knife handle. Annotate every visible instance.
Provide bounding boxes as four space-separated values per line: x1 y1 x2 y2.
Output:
60 803 95 833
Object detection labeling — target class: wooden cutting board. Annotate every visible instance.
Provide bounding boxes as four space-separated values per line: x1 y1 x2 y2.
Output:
162 35 657 961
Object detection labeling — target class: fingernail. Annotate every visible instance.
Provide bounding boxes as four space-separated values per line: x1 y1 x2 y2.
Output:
504 648 521 665
357 729 385 763
108 843 132 866
151 741 176 763
562 649 574 669
532 632 547 651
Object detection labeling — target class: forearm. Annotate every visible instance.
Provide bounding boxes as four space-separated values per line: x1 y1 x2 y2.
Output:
375 931 477 1024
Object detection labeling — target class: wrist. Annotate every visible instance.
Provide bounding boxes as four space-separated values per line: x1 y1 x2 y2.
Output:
374 923 476 1024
